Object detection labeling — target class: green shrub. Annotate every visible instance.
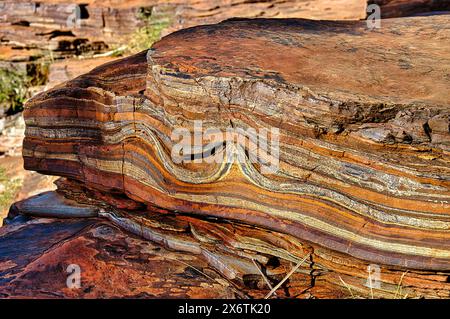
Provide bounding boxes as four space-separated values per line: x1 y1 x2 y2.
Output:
0 63 48 114
127 7 172 54
0 68 28 113
0 167 22 212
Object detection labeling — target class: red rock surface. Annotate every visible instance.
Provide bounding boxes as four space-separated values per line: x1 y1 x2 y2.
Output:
22 15 450 279
2 184 449 299
0 217 238 298
2 1 450 300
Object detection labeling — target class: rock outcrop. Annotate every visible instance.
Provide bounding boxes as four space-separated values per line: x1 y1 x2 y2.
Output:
0 0 368 60
0 0 369 142
1 0 447 115
1 179 449 298
0 1 372 224
14 15 450 299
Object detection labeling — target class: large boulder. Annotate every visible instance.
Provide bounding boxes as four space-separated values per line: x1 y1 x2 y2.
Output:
22 16 450 275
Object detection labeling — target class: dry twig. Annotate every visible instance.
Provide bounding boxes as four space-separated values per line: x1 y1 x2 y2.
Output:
264 254 309 299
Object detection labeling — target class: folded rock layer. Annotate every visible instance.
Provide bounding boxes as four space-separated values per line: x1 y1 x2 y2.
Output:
3 182 448 299
23 17 450 271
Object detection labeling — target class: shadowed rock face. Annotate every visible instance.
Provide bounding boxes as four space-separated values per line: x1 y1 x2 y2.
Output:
23 17 450 273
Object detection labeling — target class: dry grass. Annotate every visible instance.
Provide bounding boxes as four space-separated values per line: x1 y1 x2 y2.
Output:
0 166 22 213
338 272 410 299
127 8 172 54
339 275 356 298
252 258 277 295
0 69 28 113
264 254 310 299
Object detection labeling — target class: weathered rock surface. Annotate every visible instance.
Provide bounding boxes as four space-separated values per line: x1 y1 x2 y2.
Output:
2 182 449 298
2 0 447 61
22 13 450 288
0 0 368 60
0 0 369 127
1 211 238 298
1 0 446 115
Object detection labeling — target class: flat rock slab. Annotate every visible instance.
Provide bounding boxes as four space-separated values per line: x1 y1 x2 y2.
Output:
10 191 99 219
0 216 239 298
149 17 449 110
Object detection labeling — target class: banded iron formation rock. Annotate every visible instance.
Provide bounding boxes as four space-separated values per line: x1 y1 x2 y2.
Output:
18 16 450 297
